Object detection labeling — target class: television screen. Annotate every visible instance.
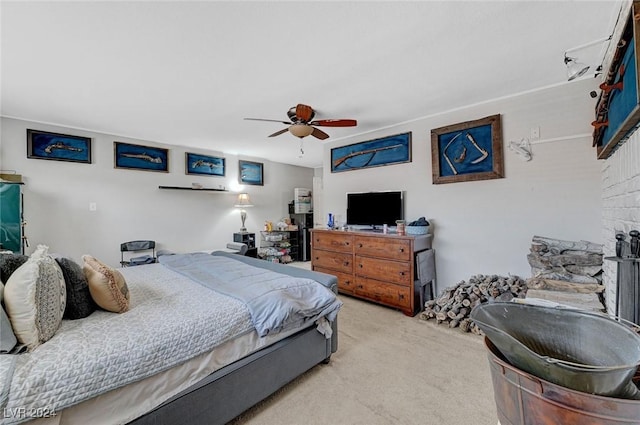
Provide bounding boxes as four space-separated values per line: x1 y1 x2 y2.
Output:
347 191 404 227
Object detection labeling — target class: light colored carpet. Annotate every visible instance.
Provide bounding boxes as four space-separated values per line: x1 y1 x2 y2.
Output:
229 294 499 425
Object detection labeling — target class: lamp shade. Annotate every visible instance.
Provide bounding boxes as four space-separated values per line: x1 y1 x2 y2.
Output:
564 56 590 81
234 193 254 208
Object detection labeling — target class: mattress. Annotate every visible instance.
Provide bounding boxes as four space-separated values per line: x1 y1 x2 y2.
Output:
28 320 309 425
5 257 336 424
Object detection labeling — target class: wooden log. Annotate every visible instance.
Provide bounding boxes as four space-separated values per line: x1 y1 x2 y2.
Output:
471 323 484 336
460 318 472 332
532 270 600 284
435 312 448 322
531 236 603 254
527 252 604 268
526 278 605 293
436 292 452 306
449 319 459 328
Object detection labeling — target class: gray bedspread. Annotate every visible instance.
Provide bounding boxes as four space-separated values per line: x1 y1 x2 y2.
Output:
159 253 342 337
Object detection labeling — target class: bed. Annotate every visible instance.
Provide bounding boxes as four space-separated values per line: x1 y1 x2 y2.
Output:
0 250 340 425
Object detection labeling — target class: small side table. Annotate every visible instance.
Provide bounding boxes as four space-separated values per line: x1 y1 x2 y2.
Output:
233 232 257 257
233 232 255 248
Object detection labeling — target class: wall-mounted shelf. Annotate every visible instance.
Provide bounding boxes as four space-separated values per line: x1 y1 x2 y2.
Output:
158 185 228 192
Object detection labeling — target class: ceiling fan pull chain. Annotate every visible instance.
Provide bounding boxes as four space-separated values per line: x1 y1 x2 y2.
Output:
299 139 304 158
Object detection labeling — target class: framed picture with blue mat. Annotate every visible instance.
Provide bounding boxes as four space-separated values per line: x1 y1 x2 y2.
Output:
593 2 640 159
331 132 411 173
114 142 169 172
185 153 225 176
239 160 263 185
431 114 503 184
27 129 91 163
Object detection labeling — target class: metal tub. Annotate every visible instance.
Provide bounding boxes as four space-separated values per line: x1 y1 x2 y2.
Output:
470 302 640 398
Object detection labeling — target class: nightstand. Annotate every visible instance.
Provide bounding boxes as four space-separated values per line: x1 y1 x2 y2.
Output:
233 232 257 256
233 232 255 248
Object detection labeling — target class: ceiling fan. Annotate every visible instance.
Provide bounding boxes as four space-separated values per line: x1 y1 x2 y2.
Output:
244 103 357 140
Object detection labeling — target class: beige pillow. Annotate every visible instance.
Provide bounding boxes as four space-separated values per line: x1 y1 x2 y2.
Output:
4 245 66 350
82 255 130 313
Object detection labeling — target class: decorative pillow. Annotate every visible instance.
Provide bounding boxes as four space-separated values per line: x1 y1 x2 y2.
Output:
82 255 130 313
0 279 17 353
56 257 96 320
0 305 17 353
0 253 28 284
4 245 66 351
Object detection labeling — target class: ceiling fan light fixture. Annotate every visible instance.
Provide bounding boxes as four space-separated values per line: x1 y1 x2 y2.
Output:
289 123 314 138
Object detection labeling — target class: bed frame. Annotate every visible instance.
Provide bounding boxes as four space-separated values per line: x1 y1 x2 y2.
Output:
129 253 338 425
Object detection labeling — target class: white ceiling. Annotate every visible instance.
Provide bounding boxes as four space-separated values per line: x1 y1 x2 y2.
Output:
0 1 622 168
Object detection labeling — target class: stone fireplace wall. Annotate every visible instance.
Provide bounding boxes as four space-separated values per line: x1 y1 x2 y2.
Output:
602 130 640 314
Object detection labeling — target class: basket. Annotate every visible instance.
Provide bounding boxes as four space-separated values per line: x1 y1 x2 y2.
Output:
406 225 428 235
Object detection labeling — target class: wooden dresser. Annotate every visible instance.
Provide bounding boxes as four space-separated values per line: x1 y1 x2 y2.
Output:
311 229 432 316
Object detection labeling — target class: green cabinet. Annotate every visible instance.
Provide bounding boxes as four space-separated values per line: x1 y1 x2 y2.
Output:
0 183 23 253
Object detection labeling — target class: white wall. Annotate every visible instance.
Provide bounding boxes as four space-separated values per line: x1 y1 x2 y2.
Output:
0 118 313 267
322 78 604 294
602 129 640 313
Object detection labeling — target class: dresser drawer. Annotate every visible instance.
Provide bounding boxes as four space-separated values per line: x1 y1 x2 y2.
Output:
355 276 411 310
312 232 354 253
312 249 353 274
313 266 355 294
354 236 411 261
355 255 411 286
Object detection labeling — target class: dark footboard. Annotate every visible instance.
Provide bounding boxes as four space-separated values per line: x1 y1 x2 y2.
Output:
130 253 339 425
130 323 335 425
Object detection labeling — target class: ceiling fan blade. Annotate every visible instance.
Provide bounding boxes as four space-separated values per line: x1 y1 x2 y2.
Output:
244 118 291 125
311 127 330 140
309 119 357 127
268 128 290 138
295 104 314 122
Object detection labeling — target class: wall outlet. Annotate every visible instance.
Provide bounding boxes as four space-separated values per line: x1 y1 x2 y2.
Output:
530 126 540 141
89 202 97 211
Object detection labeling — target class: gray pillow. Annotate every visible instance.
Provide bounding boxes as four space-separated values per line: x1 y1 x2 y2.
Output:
55 257 96 320
0 254 28 284
0 304 17 353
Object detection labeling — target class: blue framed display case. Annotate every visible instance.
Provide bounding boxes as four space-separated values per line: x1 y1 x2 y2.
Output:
0 182 24 253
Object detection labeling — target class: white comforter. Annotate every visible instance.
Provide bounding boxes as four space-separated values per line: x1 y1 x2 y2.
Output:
0 263 255 424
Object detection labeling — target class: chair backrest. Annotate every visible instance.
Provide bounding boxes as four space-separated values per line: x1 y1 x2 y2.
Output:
121 240 155 252
120 240 156 267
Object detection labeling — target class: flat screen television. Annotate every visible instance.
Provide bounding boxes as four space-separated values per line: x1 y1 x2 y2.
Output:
346 191 404 229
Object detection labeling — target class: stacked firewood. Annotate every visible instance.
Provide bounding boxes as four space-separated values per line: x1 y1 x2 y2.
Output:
419 274 528 334
527 235 603 285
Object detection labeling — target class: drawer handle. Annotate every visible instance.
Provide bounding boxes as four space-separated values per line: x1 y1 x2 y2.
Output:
399 248 405 253
359 264 363 268
343 261 350 266
315 257 319 261
358 243 363 248
400 271 405 276
345 242 350 246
